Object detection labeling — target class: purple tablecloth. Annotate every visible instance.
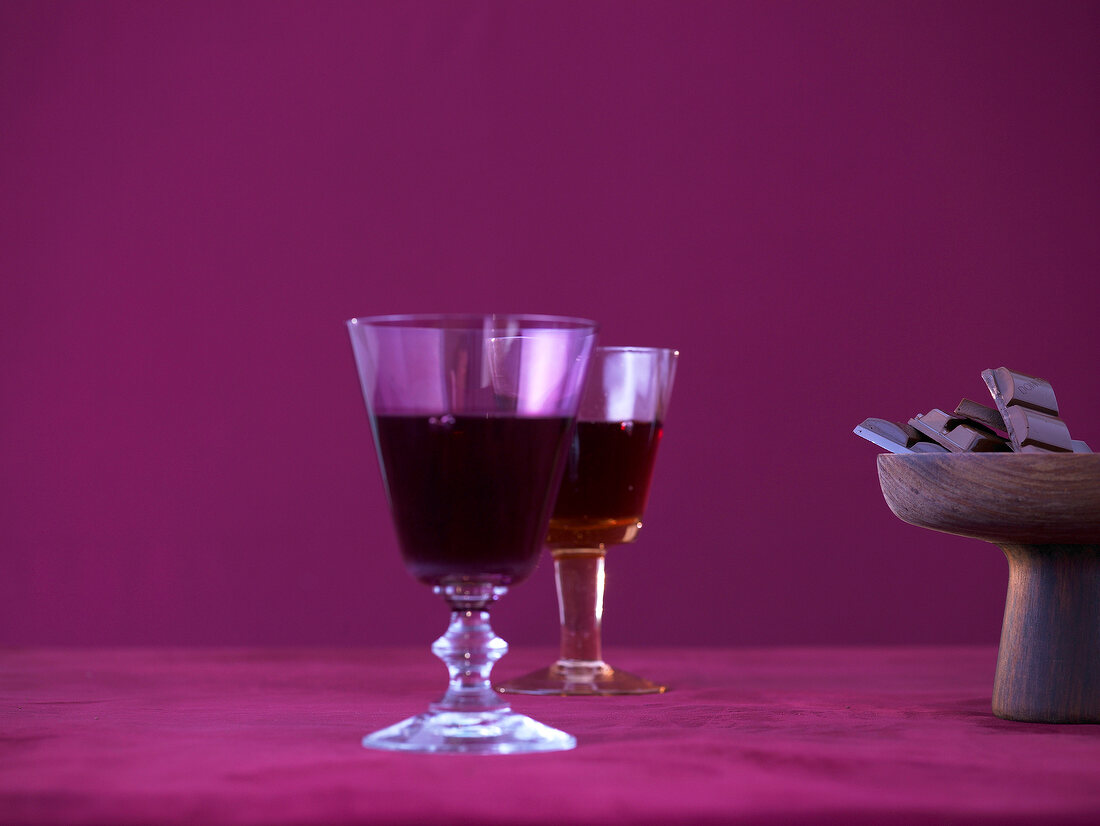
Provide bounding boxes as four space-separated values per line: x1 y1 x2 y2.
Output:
3 647 1099 824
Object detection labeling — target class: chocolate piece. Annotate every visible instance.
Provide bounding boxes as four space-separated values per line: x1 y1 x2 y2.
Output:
981 367 1060 414
858 366 1087 458
1005 407 1073 452
909 409 963 434
909 409 1011 453
910 440 950 453
853 418 924 453
954 399 1005 433
982 367 1078 452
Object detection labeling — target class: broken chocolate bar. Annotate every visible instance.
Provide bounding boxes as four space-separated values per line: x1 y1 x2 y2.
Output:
910 440 950 453
981 367 1060 415
1005 407 1074 453
855 367 1091 455
981 367 1083 453
909 409 1010 453
953 399 1005 433
852 418 925 453
852 417 950 453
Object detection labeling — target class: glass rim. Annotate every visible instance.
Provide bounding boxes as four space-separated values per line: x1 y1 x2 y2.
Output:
346 313 598 330
594 345 679 357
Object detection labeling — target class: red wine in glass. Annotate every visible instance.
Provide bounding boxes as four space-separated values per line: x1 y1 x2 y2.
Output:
374 414 572 585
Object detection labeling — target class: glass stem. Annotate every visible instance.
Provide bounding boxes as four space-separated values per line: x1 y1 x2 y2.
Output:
430 582 510 713
553 548 606 664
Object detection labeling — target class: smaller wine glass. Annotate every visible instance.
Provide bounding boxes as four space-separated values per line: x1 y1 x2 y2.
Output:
497 346 678 695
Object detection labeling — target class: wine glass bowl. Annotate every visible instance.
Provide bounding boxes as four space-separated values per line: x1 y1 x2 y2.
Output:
877 453 1100 723
498 346 678 696
346 313 598 753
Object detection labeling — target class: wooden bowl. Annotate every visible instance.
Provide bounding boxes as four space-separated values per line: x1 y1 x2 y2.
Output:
878 453 1100 723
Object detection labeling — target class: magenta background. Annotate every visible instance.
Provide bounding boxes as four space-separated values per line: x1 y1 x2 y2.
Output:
2 1 1098 648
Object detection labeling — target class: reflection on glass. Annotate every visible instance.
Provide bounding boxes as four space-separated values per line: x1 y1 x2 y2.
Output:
347 314 598 753
498 346 678 696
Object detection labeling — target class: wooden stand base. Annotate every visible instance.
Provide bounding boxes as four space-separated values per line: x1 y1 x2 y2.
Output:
877 454 1100 724
994 544 1100 722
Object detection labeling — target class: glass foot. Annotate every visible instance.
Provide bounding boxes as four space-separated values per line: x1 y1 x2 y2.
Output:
362 709 576 754
497 660 668 696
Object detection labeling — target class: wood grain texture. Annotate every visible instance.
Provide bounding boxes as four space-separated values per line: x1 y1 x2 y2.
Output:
994 544 1100 722
876 454 1100 723
877 454 1100 544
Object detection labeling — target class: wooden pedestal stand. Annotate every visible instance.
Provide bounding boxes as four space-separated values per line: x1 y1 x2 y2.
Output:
878 454 1100 723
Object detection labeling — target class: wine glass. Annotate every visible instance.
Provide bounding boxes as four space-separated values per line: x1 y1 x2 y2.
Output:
497 346 678 695
346 313 597 754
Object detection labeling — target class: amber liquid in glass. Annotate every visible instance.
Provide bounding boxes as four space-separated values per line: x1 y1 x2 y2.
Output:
374 414 572 585
547 420 663 549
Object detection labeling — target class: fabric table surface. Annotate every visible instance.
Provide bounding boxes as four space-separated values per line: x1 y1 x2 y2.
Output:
3 646 1099 825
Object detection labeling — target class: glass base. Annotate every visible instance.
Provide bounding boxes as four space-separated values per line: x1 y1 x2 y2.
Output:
497 660 668 696
362 709 576 755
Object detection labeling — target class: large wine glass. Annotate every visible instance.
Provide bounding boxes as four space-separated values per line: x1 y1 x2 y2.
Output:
498 346 678 695
346 313 598 754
